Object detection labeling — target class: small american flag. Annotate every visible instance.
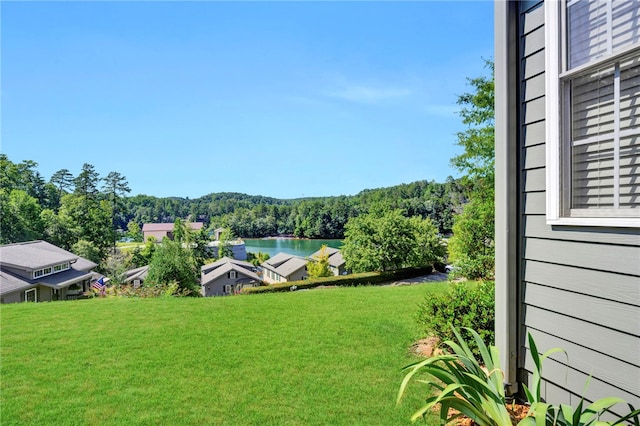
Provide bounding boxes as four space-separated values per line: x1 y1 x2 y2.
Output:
92 276 105 292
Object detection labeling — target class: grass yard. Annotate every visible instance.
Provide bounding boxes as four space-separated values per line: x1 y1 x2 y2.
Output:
1 283 451 425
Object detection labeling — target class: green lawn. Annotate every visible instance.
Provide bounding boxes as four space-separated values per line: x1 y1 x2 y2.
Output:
1 283 450 425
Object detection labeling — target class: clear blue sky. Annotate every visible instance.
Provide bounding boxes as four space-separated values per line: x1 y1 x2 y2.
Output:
1 1 493 199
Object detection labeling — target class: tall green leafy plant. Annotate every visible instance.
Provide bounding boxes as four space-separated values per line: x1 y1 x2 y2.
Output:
398 326 512 425
399 327 640 426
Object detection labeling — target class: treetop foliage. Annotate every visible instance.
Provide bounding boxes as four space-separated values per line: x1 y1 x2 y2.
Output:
450 59 495 185
447 59 495 280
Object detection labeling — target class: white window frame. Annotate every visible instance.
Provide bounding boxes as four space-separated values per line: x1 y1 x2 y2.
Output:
53 262 70 273
229 271 237 279
545 0 640 227
25 288 37 302
223 284 232 294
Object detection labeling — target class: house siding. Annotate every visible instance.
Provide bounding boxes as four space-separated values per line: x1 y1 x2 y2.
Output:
510 0 640 408
201 271 257 296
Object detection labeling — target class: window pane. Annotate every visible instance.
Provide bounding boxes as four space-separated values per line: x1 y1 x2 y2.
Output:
620 56 640 133
568 0 640 69
568 0 608 68
571 65 615 142
612 1 640 52
572 138 615 208
620 134 640 208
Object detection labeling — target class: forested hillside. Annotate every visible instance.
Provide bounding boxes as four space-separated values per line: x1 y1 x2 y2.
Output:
1 154 466 249
126 178 465 238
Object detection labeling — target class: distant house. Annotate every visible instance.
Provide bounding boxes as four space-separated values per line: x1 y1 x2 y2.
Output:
212 227 225 241
200 257 260 296
0 241 97 303
142 222 204 242
123 265 149 288
206 240 248 261
309 247 347 276
496 0 640 407
261 252 308 284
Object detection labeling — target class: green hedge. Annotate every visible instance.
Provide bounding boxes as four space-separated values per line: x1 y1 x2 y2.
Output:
416 280 494 359
242 265 433 295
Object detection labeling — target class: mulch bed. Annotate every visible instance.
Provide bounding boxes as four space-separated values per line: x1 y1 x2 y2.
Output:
450 403 530 425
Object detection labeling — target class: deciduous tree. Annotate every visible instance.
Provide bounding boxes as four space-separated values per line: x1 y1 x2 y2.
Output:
342 210 443 273
146 238 199 294
447 60 495 279
0 189 43 244
307 245 333 278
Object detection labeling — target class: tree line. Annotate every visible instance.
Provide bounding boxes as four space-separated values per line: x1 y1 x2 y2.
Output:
1 153 466 248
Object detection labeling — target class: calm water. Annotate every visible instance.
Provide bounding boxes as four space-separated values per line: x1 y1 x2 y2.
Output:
243 238 343 258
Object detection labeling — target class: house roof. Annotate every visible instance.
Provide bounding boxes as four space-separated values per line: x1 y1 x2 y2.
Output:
200 257 259 285
0 240 79 270
38 270 95 289
262 252 308 278
0 241 97 296
0 270 32 295
206 240 245 247
309 247 346 268
142 222 204 232
124 265 150 282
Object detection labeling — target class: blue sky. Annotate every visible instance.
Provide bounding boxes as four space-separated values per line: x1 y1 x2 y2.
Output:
2 1 493 199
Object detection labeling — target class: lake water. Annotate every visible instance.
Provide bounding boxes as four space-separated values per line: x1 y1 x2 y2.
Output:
243 238 343 258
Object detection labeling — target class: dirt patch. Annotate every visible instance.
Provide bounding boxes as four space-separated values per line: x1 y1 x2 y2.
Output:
450 403 530 425
411 336 441 357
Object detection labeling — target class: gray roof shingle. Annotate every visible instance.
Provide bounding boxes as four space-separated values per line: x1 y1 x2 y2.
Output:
0 241 97 296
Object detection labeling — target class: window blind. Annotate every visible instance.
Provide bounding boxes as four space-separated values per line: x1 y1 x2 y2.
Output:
568 0 640 69
566 0 640 212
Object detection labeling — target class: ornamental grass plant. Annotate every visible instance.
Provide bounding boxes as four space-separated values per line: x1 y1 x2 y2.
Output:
398 327 640 426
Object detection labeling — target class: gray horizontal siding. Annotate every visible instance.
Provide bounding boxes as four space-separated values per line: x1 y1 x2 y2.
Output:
524 282 639 336
523 49 545 79
523 96 546 124
523 194 546 215
523 167 546 192
514 0 640 410
522 354 640 411
522 72 545 101
523 214 640 245
523 144 545 169
523 120 545 147
523 328 640 399
523 305 640 372
523 259 640 305
523 238 640 275
522 25 545 57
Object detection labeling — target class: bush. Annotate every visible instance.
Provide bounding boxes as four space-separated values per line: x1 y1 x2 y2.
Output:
242 266 433 294
416 281 494 359
447 197 495 280
114 282 196 298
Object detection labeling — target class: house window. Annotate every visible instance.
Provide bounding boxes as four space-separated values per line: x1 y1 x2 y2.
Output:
25 288 37 302
33 263 68 279
546 0 640 227
223 284 232 294
53 262 70 273
229 271 237 279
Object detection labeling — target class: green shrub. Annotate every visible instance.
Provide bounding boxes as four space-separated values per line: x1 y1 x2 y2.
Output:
242 266 433 295
416 281 494 359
